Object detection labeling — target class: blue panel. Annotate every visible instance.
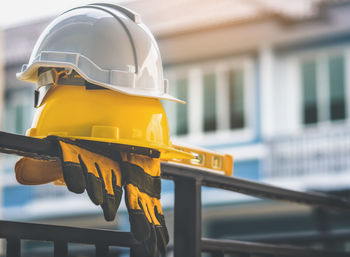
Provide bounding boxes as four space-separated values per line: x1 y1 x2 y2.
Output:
3 186 33 207
161 179 174 193
233 160 260 181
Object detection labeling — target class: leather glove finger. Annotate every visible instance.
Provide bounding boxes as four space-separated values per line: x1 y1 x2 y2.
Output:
77 152 103 205
154 205 169 256
95 162 123 221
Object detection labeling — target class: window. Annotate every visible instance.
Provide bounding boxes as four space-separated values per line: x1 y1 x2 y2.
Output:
203 73 217 132
300 52 347 125
164 57 254 142
175 78 189 135
229 69 245 129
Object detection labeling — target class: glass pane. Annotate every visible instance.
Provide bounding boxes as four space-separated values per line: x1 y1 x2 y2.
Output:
229 69 245 129
4 88 34 134
176 78 188 135
15 105 24 134
203 73 217 132
301 60 318 124
329 55 346 121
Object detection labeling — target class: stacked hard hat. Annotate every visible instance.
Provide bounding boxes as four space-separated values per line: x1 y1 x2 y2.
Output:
17 3 190 160
15 5 191 257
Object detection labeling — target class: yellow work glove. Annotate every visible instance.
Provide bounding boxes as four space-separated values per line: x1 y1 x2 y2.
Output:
15 136 123 221
121 153 169 257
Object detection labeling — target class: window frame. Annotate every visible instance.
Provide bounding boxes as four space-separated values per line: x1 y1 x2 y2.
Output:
3 87 33 134
296 45 350 129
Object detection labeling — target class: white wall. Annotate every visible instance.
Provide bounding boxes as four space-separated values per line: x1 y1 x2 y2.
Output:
272 54 302 136
259 44 276 138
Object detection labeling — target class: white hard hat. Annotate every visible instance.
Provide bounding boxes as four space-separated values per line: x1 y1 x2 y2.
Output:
17 3 184 105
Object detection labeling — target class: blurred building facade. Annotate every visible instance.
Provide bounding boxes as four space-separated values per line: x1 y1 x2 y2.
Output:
2 0 350 255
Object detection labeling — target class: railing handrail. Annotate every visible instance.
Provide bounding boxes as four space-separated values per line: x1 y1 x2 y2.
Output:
162 162 350 211
201 238 350 257
0 220 139 247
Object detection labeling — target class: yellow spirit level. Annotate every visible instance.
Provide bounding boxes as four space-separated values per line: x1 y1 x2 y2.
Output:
165 144 233 176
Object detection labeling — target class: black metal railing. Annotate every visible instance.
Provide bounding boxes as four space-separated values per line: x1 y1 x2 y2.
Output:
0 220 139 257
1 131 350 257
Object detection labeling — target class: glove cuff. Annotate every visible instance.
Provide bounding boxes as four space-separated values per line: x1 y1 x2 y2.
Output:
45 135 122 162
122 162 161 199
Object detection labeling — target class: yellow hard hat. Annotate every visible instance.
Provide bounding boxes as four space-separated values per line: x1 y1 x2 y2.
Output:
26 70 191 160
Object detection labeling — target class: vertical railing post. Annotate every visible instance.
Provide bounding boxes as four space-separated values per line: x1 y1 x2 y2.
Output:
95 244 109 257
54 241 68 257
174 177 202 257
211 252 224 257
313 207 333 249
130 245 150 257
6 238 20 257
